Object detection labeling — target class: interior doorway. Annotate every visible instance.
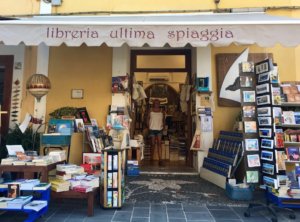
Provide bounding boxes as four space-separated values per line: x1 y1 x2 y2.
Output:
0 55 13 144
130 49 195 173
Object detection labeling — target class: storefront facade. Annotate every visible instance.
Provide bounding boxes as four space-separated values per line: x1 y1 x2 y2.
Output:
1 1 300 168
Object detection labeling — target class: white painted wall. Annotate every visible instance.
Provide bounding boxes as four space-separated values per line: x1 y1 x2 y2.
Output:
0 44 25 128
112 45 130 108
194 46 214 173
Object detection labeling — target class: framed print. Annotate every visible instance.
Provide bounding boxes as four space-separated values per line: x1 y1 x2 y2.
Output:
259 128 272 138
244 121 257 133
246 171 259 183
247 154 261 167
258 117 272 126
257 72 270 83
261 150 274 161
262 163 275 175
243 106 256 118
257 107 271 116
256 83 270 95
243 91 256 103
255 58 273 75
257 95 271 106
261 139 274 149
83 153 101 171
245 139 259 151
71 89 84 99
240 76 253 88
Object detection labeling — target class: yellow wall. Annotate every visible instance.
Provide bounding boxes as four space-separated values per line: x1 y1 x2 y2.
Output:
0 0 40 15
212 44 297 137
46 45 112 127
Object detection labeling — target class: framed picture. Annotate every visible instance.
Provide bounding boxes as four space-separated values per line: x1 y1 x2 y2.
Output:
258 117 272 126
255 58 273 75
244 121 257 133
261 150 274 161
240 76 253 88
257 107 271 116
257 95 271 106
257 73 270 83
243 91 256 103
256 83 270 95
247 154 261 168
239 62 254 73
71 89 84 99
259 128 272 138
261 139 274 149
246 171 259 184
82 153 101 171
243 106 256 118
262 163 275 175
245 139 259 151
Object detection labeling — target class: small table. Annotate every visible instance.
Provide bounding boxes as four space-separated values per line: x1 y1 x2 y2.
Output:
0 161 65 182
51 187 99 216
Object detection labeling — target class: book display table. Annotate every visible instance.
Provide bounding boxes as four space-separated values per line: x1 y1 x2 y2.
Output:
0 161 65 182
51 187 99 216
0 187 50 222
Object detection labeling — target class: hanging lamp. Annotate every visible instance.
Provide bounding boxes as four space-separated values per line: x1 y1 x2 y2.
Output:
26 74 51 102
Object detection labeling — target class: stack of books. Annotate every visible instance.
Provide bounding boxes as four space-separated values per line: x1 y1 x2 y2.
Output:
24 200 48 212
49 150 66 162
1 157 17 165
32 156 54 166
281 84 300 102
282 111 300 124
6 196 33 209
0 197 14 208
72 185 93 193
49 178 70 192
19 179 40 190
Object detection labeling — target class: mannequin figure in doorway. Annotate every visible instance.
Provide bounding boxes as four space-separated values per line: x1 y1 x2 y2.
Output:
148 99 165 166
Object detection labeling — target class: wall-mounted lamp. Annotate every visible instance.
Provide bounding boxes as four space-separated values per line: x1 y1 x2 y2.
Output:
26 74 51 102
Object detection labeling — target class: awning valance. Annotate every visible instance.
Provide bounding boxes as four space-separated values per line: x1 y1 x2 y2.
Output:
1 13 300 47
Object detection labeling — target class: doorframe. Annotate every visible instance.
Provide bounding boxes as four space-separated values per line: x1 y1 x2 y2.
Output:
130 49 193 166
0 55 14 138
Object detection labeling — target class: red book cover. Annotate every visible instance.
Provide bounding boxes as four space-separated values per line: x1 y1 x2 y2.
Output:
275 133 284 148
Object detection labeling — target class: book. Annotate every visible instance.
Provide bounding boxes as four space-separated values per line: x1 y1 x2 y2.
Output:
276 151 287 171
33 183 51 190
0 197 14 208
286 147 300 161
6 196 33 209
7 183 20 198
282 111 296 124
24 200 47 212
20 179 40 190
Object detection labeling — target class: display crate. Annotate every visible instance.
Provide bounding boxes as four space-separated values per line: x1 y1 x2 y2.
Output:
225 182 253 201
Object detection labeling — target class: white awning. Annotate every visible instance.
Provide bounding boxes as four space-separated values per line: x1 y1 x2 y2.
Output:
1 12 300 47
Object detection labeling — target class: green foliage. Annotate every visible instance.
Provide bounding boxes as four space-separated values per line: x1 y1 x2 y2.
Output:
0 125 40 159
49 106 78 119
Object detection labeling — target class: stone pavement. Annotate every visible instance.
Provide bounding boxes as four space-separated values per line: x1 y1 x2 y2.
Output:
1 200 299 222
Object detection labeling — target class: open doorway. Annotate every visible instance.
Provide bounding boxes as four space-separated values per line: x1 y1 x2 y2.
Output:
130 49 195 173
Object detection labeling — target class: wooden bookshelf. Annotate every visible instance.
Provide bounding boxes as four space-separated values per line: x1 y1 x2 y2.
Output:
281 124 300 128
281 102 300 107
284 142 300 147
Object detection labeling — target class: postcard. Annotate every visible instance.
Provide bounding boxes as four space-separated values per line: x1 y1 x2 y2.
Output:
244 121 257 133
263 176 278 189
243 91 256 103
239 62 254 73
247 154 261 167
246 171 259 183
261 139 274 149
256 83 270 95
257 95 271 106
262 163 275 175
261 150 274 161
257 107 271 116
240 76 253 88
243 106 256 118
245 139 259 151
255 59 273 75
259 128 272 138
258 117 272 126
258 73 270 83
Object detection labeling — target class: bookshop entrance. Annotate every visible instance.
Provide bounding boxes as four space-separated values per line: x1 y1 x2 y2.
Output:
130 49 195 173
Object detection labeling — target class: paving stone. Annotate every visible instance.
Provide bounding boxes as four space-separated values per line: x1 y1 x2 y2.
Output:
185 212 214 221
183 206 209 213
131 218 150 222
167 209 185 219
209 209 240 220
133 208 150 217
112 211 132 221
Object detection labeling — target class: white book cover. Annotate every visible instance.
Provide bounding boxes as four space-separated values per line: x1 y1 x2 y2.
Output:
24 200 47 212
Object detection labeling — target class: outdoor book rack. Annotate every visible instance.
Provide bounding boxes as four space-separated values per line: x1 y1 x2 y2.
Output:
0 187 50 222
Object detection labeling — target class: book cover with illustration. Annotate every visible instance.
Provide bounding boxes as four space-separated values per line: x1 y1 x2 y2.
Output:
286 147 300 161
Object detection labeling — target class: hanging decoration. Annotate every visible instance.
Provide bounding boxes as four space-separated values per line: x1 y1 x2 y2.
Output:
26 74 51 102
